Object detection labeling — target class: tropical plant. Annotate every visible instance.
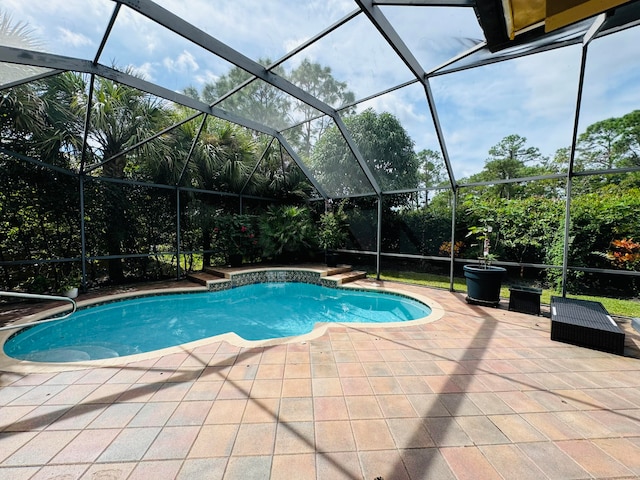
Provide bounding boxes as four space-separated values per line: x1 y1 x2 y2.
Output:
212 213 259 260
466 223 496 267
258 205 316 260
317 200 349 251
438 240 464 257
596 238 640 271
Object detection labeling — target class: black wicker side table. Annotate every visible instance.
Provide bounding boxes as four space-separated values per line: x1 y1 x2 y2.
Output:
508 286 542 315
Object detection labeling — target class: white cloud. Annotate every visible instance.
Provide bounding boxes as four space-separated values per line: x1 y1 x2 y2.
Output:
128 62 155 82
163 50 199 73
57 27 93 48
193 70 220 86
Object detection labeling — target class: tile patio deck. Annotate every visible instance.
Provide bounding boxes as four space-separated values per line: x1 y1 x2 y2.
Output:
1 275 640 479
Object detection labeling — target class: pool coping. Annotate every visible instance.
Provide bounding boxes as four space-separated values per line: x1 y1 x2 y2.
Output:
0 268 445 373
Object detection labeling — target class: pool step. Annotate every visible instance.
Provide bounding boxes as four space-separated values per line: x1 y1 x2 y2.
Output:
186 272 229 289
188 265 366 287
325 270 367 285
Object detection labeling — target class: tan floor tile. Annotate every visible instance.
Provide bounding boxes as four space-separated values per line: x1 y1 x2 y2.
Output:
406 393 451 417
313 396 349 421
466 392 514 415
557 439 634 478
336 362 366 377
5 278 640 479
144 425 200 460
479 444 547 480
456 415 509 445
345 396 383 419
496 390 547 413
440 446 502 480
362 361 393 376
316 451 362 478
387 418 435 448
594 437 640 475
184 381 223 401
340 377 373 396
270 453 315 480
128 459 184 479
278 397 314 422
315 420 356 452
586 408 640 436
359 449 410 480
351 419 396 450
286 352 310 364
215 380 253 400
274 421 315 454
50 429 119 464
189 424 239 457
3 431 78 466
255 364 285 380
231 423 276 456
396 376 432 394
422 375 464 394
519 441 590 479
369 377 403 395
332 350 360 363
224 455 271 480
520 412 582 440
204 399 247 424
312 377 343 396
423 417 473 447
488 414 546 443
377 395 418 418
250 379 282 398
242 398 279 423
283 363 311 378
311 363 338 378
401 448 456 480
167 400 212 426
553 410 618 438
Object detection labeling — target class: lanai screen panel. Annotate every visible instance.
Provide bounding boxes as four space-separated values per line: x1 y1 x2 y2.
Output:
99 5 242 102
381 5 484 73
216 77 324 132
280 13 413 106
284 117 375 199
576 24 640 173
354 82 445 192
0 0 115 60
0 64 53 88
430 45 582 181
438 18 591 75
153 0 354 64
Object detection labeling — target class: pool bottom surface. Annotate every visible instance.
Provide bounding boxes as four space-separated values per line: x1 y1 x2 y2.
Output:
3 282 432 363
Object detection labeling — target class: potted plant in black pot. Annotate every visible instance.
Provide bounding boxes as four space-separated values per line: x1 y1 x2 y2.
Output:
318 200 349 267
463 223 506 306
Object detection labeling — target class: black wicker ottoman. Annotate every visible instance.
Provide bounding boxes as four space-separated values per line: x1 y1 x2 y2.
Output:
508 286 542 315
550 296 625 355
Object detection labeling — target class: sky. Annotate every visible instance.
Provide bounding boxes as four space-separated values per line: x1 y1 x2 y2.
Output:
2 0 639 180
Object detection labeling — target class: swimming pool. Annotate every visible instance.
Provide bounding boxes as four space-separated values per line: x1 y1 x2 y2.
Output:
3 282 432 363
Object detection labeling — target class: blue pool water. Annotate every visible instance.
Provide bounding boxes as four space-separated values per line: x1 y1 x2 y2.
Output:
3 282 431 363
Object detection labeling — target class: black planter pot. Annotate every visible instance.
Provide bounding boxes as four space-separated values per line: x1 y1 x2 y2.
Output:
325 252 339 268
228 253 243 268
463 264 506 307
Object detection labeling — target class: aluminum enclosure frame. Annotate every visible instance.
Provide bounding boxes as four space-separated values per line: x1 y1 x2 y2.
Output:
1 0 640 291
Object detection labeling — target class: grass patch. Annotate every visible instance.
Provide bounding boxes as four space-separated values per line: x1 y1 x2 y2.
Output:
379 270 640 318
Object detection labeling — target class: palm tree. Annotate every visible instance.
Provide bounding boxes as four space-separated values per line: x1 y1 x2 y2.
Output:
87 77 169 282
